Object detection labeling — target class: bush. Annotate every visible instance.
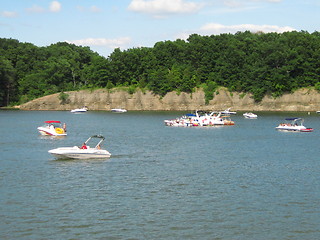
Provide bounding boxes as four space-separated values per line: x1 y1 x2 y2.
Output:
203 81 218 104
106 81 115 89
315 82 320 92
59 92 69 104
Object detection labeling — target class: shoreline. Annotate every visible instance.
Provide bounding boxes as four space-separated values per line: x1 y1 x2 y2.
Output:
16 88 320 112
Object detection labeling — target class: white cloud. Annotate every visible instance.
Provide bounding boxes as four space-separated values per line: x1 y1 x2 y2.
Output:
25 1 61 14
218 0 282 12
175 23 295 40
128 0 204 17
49 1 62 12
1 11 18 18
77 5 102 13
90 6 102 13
247 0 282 2
223 0 244 8
26 5 46 13
199 23 295 35
66 37 132 49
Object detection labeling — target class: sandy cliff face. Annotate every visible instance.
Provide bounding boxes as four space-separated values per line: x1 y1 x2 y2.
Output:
19 88 320 111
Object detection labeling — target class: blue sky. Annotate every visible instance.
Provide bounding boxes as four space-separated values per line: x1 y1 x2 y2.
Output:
1 0 319 57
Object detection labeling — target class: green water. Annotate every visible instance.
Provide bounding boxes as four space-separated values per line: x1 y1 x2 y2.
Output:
0 110 319 239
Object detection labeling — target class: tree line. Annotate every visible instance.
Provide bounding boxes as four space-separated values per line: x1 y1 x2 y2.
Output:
1 30 320 107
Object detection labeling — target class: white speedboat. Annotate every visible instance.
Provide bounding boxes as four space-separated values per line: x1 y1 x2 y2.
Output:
71 107 88 113
111 108 127 113
243 112 258 119
275 118 313 132
221 108 237 115
37 121 67 136
48 135 111 159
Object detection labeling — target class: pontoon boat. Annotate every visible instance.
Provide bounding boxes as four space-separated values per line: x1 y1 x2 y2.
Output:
164 110 235 127
275 118 313 132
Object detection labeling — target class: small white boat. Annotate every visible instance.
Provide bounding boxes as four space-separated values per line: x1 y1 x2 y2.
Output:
48 135 111 159
243 112 258 119
275 118 313 132
111 108 127 113
37 121 67 136
221 108 237 115
71 107 88 113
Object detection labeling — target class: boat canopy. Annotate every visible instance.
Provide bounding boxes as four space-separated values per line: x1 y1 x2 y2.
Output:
45 121 61 123
90 135 105 139
285 118 301 121
186 113 196 117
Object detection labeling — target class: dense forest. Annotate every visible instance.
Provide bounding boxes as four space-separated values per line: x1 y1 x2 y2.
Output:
1 31 320 107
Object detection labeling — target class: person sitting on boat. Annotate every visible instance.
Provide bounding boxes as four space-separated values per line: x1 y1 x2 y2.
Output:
96 144 101 150
80 143 87 149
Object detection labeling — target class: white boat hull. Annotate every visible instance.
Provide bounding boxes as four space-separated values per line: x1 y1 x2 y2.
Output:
243 113 257 119
275 126 313 132
111 108 127 113
71 108 87 113
49 146 111 159
37 126 67 136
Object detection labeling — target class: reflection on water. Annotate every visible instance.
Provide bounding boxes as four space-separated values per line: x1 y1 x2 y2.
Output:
1 110 320 239
38 135 67 140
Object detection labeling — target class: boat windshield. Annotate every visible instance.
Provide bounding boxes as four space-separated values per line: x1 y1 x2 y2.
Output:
44 121 62 128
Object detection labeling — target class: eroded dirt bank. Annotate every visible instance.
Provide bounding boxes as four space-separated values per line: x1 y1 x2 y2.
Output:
19 88 320 111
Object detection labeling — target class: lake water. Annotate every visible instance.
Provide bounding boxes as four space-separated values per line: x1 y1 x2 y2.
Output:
0 110 320 239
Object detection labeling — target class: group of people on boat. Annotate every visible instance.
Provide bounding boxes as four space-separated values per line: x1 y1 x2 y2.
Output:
278 123 298 127
164 110 235 127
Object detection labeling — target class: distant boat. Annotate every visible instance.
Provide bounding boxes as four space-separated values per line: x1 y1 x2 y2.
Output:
164 110 234 127
275 118 313 132
71 107 88 113
243 112 258 119
111 108 127 113
37 120 67 136
221 108 237 115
